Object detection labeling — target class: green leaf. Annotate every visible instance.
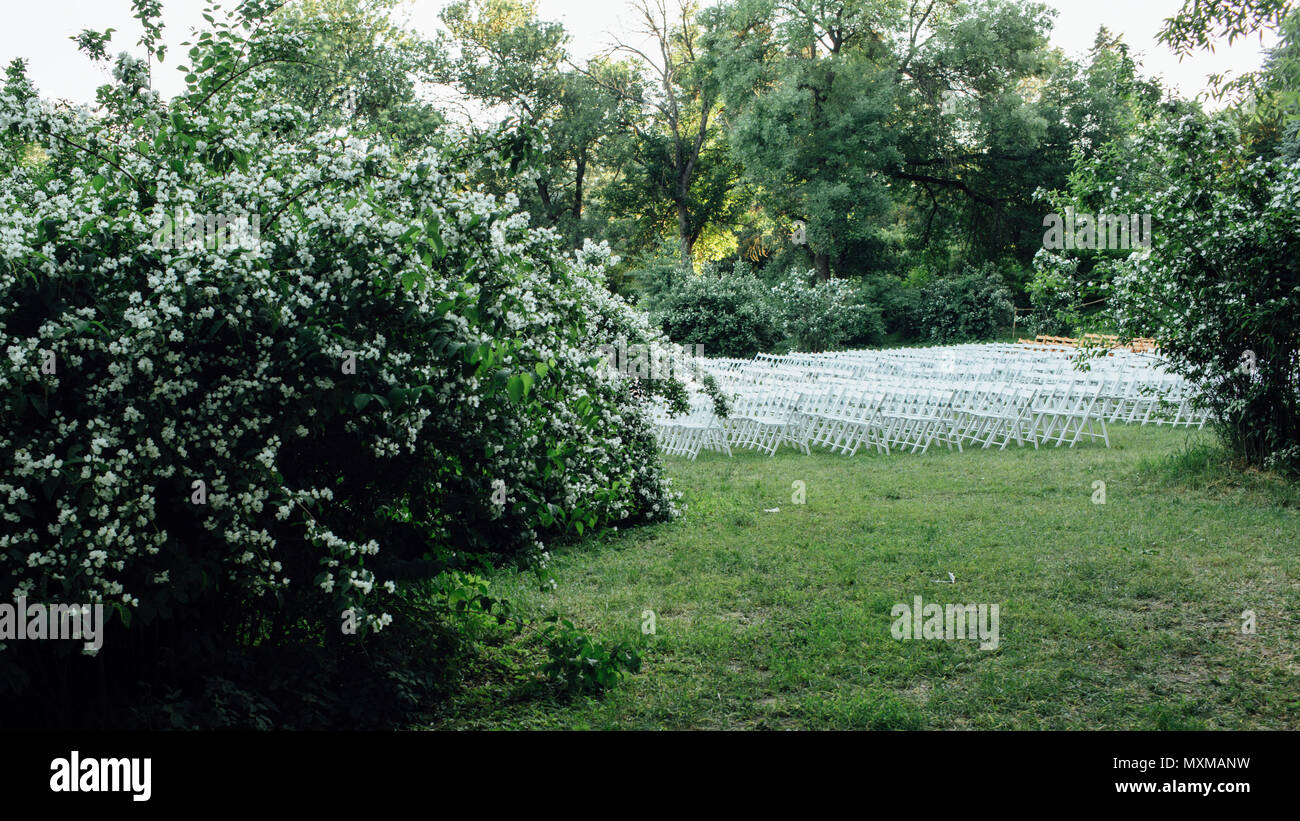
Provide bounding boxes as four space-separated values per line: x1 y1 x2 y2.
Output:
506 375 524 403
426 218 446 259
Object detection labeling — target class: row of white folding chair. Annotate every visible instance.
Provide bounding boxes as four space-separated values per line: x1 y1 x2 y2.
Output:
946 383 1039 450
800 387 891 456
1096 373 1189 427
800 385 958 455
872 388 962 454
801 381 1091 454
1028 381 1110 447
650 395 730 460
688 348 1204 454
721 387 807 456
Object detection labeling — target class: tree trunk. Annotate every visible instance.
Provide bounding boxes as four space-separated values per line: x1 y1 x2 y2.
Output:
813 251 831 281
536 179 555 226
572 157 586 221
677 202 694 272
569 157 586 249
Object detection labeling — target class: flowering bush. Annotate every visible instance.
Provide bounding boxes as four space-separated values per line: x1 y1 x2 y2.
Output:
652 260 783 358
0 2 681 726
1052 109 1300 471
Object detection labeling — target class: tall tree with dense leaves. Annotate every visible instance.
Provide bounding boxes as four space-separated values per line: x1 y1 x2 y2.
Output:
437 0 629 245
258 0 445 152
708 0 1070 279
592 0 738 272
704 0 904 280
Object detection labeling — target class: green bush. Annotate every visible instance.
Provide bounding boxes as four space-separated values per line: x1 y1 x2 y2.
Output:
771 271 885 351
914 263 1015 343
541 617 643 695
1026 252 1085 337
861 275 922 339
1055 109 1300 472
652 260 783 358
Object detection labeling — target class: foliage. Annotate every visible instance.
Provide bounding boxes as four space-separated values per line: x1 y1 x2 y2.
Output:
652 260 784 357
705 0 1103 279
0 0 680 726
705 0 902 280
262 0 445 152
593 0 738 270
914 263 1015 343
771 271 885 351
858 274 921 339
540 617 643 695
1026 251 1086 337
436 0 631 247
1159 0 1292 57
1059 110 1300 471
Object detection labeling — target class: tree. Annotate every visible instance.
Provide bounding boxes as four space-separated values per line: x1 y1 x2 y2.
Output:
1160 0 1295 106
708 0 1070 280
593 0 737 271
1047 109 1300 471
437 0 629 245
706 0 903 280
260 0 445 151
1159 0 1292 56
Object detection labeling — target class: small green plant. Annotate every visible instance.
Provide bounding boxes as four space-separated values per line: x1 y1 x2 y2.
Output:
540 618 643 695
434 571 645 697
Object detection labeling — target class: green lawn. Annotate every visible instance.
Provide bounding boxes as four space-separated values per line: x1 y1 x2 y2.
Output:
430 425 1300 730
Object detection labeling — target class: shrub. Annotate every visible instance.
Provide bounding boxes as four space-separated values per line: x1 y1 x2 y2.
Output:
652 260 783 358
540 617 643 695
0 6 679 727
914 263 1015 343
861 275 922 339
1060 110 1300 472
771 271 885 351
1026 251 1086 337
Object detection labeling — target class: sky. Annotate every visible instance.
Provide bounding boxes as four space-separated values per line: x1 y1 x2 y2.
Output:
0 0 1280 106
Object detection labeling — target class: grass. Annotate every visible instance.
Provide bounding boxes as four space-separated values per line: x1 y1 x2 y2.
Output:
428 425 1300 730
